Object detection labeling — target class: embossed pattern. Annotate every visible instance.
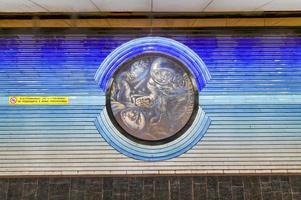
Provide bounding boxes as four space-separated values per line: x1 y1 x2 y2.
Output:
109 54 196 141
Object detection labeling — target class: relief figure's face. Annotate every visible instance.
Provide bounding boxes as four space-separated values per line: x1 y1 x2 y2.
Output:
128 60 148 82
120 108 145 131
151 58 175 85
152 69 174 85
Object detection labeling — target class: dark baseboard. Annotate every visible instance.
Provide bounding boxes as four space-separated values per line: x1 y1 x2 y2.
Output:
0 175 300 200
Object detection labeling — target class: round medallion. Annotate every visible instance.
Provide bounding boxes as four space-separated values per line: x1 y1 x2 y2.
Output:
95 37 211 160
106 53 198 144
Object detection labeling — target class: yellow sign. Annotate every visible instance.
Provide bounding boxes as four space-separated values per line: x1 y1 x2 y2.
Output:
8 96 69 105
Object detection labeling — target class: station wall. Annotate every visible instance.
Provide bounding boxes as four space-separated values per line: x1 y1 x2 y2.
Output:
0 28 301 176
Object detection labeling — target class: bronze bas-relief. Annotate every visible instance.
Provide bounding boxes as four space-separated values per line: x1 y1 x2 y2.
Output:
108 55 196 142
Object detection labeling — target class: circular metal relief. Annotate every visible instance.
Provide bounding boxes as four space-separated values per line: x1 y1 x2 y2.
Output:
95 37 211 161
107 54 198 144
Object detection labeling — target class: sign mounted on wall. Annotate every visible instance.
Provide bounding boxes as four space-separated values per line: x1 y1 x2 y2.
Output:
95 37 211 161
8 96 69 105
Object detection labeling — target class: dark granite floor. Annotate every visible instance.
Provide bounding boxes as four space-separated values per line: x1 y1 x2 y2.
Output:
0 176 299 200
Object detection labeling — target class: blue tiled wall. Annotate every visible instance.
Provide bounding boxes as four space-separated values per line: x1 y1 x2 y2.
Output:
0 29 301 175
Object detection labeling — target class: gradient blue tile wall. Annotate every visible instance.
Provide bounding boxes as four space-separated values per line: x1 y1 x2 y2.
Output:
0 29 300 175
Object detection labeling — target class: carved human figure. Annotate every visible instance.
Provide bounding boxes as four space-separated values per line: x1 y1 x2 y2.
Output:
120 107 146 132
136 58 188 131
109 55 195 141
110 59 150 132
